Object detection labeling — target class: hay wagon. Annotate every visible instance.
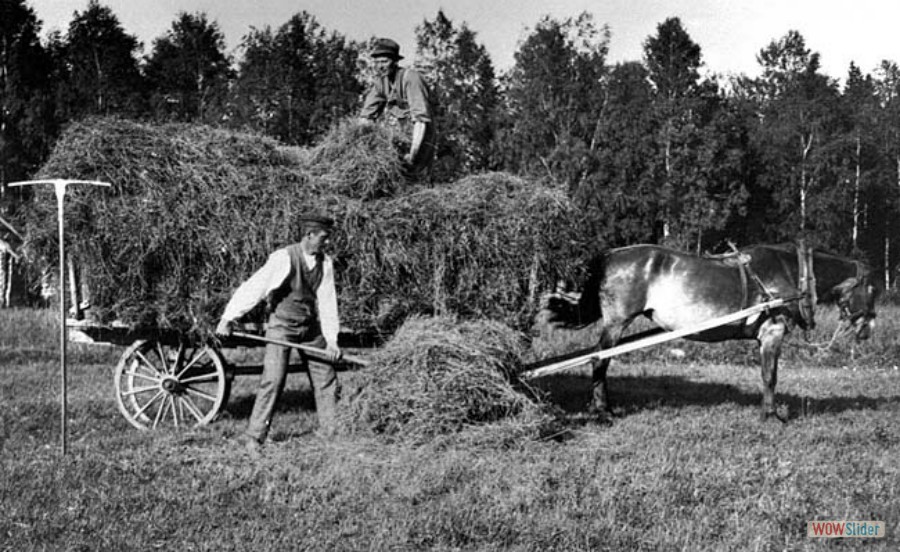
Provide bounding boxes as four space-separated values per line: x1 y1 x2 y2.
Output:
68 320 373 431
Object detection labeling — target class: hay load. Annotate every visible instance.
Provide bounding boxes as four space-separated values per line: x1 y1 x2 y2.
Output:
338 172 588 330
340 316 556 445
23 117 588 337
305 120 406 200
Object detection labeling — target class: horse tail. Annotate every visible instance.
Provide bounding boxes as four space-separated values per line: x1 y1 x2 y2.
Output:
575 254 605 326
538 253 606 330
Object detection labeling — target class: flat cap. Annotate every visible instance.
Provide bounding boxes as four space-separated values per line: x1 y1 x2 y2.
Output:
370 38 403 60
299 214 335 227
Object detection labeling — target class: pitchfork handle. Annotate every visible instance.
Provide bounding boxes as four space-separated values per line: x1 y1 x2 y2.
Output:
231 331 370 367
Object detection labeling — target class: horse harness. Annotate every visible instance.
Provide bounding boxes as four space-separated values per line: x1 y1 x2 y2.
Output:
721 241 818 329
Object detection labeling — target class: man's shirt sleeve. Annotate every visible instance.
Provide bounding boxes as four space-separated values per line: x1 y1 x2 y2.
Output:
316 256 340 347
403 70 432 123
221 250 291 322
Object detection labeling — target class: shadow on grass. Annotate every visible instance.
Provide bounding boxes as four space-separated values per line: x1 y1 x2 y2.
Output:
530 372 900 422
224 388 317 419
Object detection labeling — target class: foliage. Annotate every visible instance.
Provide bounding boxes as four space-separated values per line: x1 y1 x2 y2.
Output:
144 12 233 123
747 31 844 244
228 12 363 146
51 0 146 119
415 10 501 178
643 17 702 101
499 12 610 185
0 0 57 190
571 62 660 248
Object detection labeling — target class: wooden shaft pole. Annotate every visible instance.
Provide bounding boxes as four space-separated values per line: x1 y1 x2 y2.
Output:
522 297 790 379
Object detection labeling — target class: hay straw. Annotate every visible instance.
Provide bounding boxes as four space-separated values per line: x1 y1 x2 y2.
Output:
340 316 557 445
22 117 590 339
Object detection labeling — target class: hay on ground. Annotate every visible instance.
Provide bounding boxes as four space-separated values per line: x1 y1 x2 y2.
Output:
340 316 557 445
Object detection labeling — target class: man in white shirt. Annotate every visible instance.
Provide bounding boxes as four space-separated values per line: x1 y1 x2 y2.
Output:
216 214 343 452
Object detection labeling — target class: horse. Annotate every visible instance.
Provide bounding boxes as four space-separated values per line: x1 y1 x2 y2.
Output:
536 242 878 422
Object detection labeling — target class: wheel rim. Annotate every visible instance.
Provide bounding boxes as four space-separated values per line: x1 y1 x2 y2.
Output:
114 339 227 430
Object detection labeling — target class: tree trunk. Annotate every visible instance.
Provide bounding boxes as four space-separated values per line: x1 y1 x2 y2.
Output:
0 249 7 308
799 132 814 233
852 132 861 248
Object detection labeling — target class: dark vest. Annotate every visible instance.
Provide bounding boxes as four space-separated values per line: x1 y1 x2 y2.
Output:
267 244 324 332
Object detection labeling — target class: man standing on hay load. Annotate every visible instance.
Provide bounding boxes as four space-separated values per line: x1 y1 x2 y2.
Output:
215 215 343 453
358 37 436 180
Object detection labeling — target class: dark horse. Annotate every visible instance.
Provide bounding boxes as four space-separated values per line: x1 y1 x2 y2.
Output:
538 242 878 421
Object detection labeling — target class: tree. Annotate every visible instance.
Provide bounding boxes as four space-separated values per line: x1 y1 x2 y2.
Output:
415 10 500 178
872 60 900 288
644 17 701 101
839 63 879 251
229 12 362 145
500 12 609 185
0 0 57 194
144 12 233 123
54 0 146 119
642 17 745 251
748 31 843 244
572 61 659 248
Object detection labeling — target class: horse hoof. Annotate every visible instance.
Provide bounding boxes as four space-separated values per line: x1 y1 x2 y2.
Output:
760 411 787 424
587 405 615 424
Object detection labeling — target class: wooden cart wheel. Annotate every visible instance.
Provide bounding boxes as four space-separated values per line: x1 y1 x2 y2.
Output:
114 339 229 430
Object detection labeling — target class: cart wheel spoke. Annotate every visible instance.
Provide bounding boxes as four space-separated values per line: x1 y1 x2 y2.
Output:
122 385 159 396
178 395 205 423
134 350 164 376
184 387 217 403
115 340 228 430
156 342 171 374
171 396 180 428
123 370 161 384
175 347 210 379
135 390 165 420
151 394 169 429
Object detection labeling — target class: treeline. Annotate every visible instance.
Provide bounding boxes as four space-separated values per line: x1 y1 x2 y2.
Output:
2 0 899 288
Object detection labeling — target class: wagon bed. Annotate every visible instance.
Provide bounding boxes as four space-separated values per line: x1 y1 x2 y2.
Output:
68 319 378 431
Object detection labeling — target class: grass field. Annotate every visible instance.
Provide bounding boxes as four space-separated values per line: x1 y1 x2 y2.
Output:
1 306 898 551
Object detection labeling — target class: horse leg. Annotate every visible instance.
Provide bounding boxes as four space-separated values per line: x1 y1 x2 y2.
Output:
589 327 618 417
758 317 787 423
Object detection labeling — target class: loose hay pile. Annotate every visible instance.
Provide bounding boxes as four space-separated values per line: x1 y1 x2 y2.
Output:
340 316 558 446
23 117 588 338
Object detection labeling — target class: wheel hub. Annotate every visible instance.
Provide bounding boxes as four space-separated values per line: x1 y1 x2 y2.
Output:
160 376 184 394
